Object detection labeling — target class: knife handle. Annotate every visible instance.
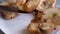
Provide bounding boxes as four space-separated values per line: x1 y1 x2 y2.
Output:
0 29 5 34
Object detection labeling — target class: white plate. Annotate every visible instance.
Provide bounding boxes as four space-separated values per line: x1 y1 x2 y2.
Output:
0 13 34 34
0 0 60 34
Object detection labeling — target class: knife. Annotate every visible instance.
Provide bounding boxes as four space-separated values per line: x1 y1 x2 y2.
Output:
0 29 5 34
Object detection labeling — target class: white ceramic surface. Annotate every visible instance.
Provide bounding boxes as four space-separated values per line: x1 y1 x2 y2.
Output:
0 0 60 34
0 13 34 34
